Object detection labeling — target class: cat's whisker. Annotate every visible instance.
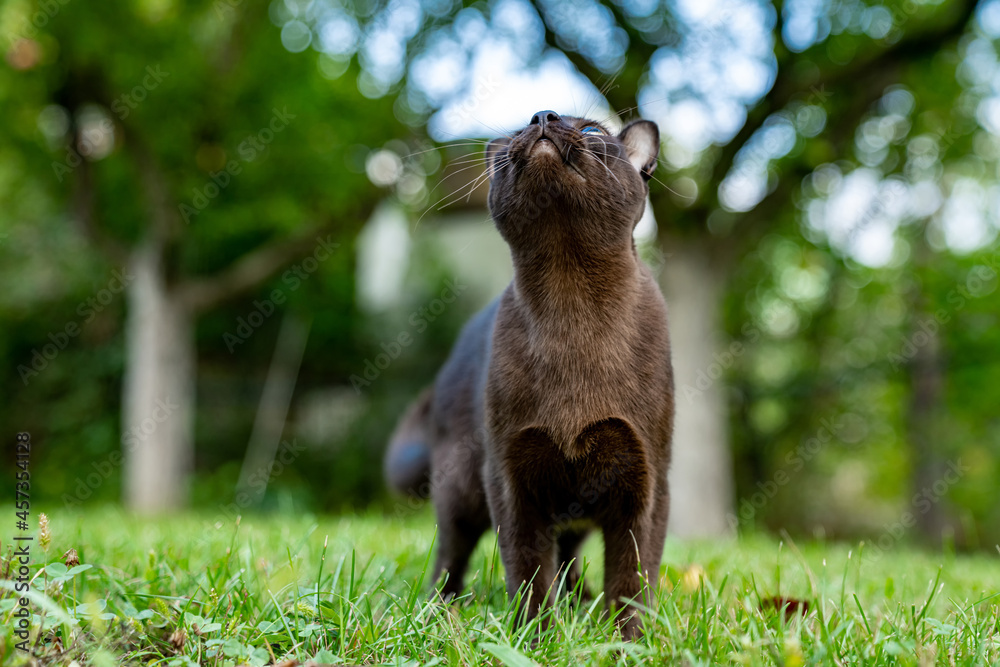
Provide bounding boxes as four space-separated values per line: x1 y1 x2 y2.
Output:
599 73 620 98
429 129 497 143
579 145 623 190
581 139 625 190
441 158 491 173
589 141 686 198
428 176 486 212
474 121 518 141
442 155 495 168
486 157 512 181
402 142 493 160
414 167 494 230
408 156 498 219
437 124 517 142
422 159 504 221
433 171 493 213
579 73 619 121
600 95 672 124
426 161 493 192
591 75 621 117
444 161 497 173
464 170 495 202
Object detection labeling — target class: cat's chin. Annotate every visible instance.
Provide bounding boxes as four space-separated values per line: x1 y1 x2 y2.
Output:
525 142 587 184
529 137 559 156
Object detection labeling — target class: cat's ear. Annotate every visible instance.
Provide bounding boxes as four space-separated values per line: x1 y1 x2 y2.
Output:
485 137 511 179
619 120 659 180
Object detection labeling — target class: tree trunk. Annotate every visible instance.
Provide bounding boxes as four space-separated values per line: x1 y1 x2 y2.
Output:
122 241 194 513
904 233 953 545
660 239 735 537
907 314 949 543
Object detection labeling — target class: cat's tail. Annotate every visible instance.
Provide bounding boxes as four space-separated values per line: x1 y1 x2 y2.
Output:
384 386 433 498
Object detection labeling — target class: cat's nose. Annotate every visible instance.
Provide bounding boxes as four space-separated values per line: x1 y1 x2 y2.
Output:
529 110 561 130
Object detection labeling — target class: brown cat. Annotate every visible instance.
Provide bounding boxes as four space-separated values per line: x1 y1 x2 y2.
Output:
385 110 673 638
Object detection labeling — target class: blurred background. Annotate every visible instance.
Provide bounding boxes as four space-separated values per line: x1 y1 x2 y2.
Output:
2 0 998 552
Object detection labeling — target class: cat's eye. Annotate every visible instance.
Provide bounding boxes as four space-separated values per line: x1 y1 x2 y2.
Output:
581 126 604 135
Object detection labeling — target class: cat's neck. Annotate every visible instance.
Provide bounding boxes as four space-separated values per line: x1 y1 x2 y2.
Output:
508 235 642 326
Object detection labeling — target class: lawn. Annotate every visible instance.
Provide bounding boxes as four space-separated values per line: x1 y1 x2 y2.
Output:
1 508 998 666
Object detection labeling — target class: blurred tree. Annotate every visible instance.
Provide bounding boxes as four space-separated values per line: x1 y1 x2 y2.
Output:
360 0 986 538
693 0 998 544
3 0 997 548
530 0 978 538
1 0 406 511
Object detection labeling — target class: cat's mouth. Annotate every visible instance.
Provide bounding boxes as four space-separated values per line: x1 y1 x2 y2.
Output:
526 134 587 181
531 136 558 154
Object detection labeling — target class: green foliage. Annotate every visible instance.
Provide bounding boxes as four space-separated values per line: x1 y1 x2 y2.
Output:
716 5 1000 546
0 0 997 552
0 0 414 508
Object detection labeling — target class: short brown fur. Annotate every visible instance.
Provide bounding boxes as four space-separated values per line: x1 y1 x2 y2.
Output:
385 110 674 638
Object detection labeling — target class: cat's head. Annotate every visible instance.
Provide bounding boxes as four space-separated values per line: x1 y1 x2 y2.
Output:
484 110 659 248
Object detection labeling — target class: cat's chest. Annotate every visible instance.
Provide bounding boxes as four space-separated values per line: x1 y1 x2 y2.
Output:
486 300 648 449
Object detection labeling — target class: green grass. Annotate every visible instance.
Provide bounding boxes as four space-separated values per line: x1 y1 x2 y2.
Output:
1 508 998 666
